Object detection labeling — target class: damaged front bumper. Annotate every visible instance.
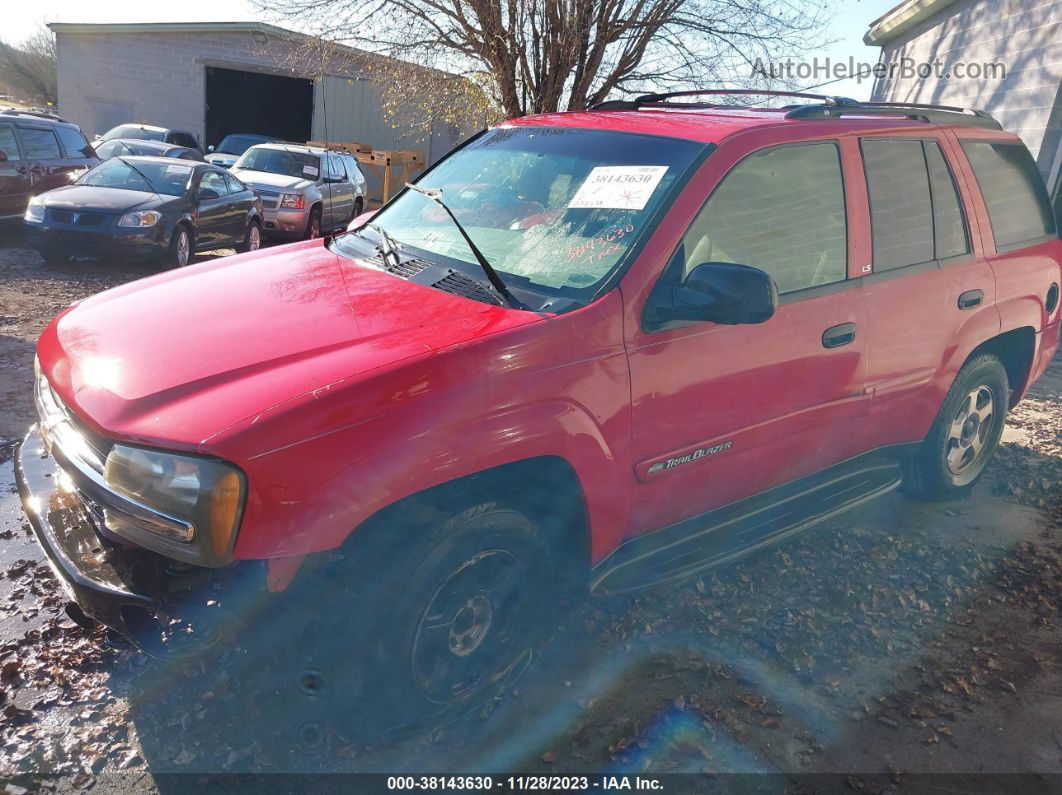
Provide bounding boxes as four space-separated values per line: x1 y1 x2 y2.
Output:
15 426 266 659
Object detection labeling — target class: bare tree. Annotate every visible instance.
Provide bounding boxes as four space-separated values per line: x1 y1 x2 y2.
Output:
258 0 833 123
0 26 57 106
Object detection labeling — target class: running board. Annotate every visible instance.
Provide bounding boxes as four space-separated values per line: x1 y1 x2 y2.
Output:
591 455 904 596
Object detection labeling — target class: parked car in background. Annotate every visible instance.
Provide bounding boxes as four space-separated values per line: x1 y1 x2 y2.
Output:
97 124 202 153
231 143 365 239
0 109 99 223
24 156 262 266
206 133 279 169
94 138 204 162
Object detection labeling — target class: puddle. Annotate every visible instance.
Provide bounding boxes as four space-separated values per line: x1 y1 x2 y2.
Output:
0 456 50 637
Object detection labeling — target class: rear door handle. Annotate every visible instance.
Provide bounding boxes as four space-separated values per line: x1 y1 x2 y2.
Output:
958 289 984 310
822 322 857 349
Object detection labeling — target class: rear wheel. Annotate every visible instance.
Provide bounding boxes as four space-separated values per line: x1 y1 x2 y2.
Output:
165 225 192 268
902 353 1008 499
321 496 559 738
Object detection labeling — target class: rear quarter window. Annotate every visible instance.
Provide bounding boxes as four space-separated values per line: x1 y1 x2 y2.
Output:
961 140 1056 251
55 126 93 158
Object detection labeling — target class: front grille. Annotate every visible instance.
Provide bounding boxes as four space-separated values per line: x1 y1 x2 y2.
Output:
35 372 111 474
47 210 108 226
253 189 281 209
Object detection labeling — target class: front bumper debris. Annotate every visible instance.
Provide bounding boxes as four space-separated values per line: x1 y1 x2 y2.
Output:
15 426 265 658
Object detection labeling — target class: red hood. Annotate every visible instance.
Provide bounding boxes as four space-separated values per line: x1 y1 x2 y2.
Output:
37 240 540 449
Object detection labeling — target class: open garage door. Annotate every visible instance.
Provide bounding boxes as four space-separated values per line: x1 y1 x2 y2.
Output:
205 66 313 149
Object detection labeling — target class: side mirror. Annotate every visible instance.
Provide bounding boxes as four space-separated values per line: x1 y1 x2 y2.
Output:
325 175 343 184
0 149 7 163
198 187 220 200
207 145 215 153
659 262 778 325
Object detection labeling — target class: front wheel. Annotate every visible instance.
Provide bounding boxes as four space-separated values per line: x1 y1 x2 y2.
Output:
902 353 1009 499
324 498 558 738
165 225 192 268
238 220 261 253
304 207 322 240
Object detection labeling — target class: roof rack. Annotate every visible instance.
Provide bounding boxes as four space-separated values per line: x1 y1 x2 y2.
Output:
589 90 1001 130
591 89 860 111
1 107 68 123
784 100 1001 129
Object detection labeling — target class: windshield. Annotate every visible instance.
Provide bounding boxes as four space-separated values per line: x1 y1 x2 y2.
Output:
339 126 704 297
100 125 165 143
76 158 193 196
234 147 320 180
217 135 270 155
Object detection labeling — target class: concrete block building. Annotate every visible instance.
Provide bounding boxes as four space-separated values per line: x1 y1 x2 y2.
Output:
865 0 1062 200
50 21 476 164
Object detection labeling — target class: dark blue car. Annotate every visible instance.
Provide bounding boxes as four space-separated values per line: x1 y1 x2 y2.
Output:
24 156 263 267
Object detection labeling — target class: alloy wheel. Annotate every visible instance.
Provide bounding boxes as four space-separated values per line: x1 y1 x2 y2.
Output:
176 230 190 266
945 385 996 475
248 224 261 251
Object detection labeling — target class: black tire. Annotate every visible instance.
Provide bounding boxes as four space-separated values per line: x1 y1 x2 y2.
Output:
901 353 1009 500
349 197 363 225
164 224 193 268
304 207 322 240
320 495 558 738
237 219 262 253
39 247 69 266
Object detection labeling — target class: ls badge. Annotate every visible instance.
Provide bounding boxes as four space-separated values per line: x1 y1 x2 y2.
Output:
646 441 734 476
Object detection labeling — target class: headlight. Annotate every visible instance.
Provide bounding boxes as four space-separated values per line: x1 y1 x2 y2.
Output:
117 210 162 227
280 193 305 209
24 197 45 223
103 444 245 566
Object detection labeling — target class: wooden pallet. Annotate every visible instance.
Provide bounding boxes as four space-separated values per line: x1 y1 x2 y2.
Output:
306 140 373 154
355 150 426 203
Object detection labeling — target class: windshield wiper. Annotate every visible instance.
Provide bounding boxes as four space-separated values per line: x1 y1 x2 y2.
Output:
365 222 402 270
116 157 161 198
404 183 528 311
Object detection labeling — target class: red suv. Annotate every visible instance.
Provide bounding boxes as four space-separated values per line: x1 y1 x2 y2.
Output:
16 91 1062 734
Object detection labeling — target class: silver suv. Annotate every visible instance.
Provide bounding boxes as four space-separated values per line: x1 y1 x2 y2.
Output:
231 143 367 239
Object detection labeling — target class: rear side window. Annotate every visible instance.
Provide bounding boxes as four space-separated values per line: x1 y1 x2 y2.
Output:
862 138 970 269
862 140 935 269
961 141 1056 250
680 142 848 294
18 127 62 160
55 126 93 158
0 124 21 160
925 142 969 260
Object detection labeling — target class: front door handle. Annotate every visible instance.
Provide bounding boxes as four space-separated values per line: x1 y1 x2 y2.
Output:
958 289 984 310
822 322 857 349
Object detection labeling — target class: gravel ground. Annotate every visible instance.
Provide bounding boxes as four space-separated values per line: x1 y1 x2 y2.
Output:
2 226 1062 792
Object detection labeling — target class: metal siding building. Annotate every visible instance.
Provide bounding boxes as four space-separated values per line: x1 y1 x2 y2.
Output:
51 22 471 165
865 0 1062 195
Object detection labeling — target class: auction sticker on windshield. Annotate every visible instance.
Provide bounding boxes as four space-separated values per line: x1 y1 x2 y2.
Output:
303 165 319 177
568 166 668 210
165 164 193 174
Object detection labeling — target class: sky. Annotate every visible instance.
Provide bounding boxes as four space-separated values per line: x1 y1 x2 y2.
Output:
4 0 902 102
